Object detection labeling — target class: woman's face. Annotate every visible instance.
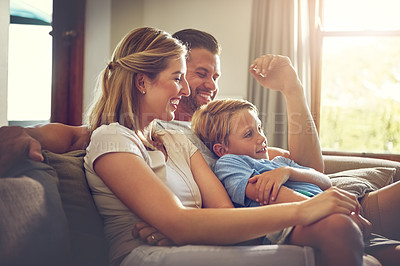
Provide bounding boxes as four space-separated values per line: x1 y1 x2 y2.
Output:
139 55 190 127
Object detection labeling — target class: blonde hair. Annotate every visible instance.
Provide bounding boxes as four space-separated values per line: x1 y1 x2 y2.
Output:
191 99 258 155
87 27 187 145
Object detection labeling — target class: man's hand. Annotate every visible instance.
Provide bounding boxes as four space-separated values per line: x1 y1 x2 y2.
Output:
132 222 175 246
249 54 301 95
0 126 43 176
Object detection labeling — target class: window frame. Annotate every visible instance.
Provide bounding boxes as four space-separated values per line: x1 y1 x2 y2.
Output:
312 0 400 162
8 0 85 126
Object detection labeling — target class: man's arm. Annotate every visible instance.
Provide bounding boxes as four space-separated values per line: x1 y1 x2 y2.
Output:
267 147 290 159
250 55 323 172
0 123 89 176
26 123 90 153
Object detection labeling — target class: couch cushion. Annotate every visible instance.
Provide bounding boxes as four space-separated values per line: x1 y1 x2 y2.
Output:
43 150 109 266
0 159 71 266
328 167 395 198
323 155 400 182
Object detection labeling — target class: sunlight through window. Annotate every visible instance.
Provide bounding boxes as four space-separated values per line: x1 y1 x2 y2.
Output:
8 0 52 125
320 0 400 154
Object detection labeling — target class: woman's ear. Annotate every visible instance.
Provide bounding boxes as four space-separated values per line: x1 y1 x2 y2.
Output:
135 73 147 94
213 143 228 158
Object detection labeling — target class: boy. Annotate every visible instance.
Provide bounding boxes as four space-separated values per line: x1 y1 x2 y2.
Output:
192 98 332 207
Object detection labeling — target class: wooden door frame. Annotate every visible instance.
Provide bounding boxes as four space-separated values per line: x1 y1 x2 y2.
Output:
51 0 85 125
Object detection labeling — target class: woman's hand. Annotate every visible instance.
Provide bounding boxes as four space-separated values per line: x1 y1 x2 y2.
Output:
349 213 372 240
248 167 291 205
249 54 301 95
132 222 175 246
297 187 360 226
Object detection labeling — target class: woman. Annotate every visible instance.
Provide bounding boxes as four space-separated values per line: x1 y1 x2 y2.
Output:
84 27 369 266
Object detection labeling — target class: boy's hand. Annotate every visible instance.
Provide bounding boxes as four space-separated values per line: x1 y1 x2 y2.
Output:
248 167 291 205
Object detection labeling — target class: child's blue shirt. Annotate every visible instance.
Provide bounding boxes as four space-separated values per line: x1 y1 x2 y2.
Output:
214 154 323 207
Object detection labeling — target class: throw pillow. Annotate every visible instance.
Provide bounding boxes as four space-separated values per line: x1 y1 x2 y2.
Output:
328 167 395 198
43 150 109 266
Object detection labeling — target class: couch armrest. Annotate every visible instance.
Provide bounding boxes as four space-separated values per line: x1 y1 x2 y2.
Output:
0 160 71 266
323 155 400 182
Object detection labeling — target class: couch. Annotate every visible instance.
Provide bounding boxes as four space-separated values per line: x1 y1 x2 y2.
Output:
0 150 399 266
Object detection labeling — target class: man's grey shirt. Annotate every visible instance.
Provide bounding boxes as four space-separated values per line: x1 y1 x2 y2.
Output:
155 119 218 170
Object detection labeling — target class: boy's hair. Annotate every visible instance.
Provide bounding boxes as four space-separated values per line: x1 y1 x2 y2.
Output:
192 99 258 155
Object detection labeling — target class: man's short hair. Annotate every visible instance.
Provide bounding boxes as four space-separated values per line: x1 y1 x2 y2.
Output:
172 29 221 55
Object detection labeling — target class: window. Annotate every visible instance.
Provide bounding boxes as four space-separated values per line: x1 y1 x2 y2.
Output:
318 0 400 156
8 0 53 126
8 0 85 126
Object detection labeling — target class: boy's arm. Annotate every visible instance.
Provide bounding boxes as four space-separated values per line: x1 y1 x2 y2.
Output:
246 165 332 205
245 182 308 205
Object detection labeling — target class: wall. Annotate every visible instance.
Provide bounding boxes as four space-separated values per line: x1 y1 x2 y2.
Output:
2 0 254 122
141 0 253 101
82 0 253 113
0 0 9 126
83 0 112 117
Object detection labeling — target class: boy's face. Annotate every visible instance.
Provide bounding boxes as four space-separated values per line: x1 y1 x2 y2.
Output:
225 109 269 160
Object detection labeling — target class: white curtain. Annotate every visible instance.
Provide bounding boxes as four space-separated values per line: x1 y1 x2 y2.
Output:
247 0 311 149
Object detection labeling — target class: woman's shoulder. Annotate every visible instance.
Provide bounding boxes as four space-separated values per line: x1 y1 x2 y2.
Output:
92 122 135 137
88 122 148 159
91 123 142 144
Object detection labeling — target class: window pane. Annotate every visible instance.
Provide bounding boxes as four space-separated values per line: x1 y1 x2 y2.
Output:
7 24 52 123
320 36 400 153
323 0 400 31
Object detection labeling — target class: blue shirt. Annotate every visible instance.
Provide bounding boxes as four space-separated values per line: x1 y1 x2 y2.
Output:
214 154 323 207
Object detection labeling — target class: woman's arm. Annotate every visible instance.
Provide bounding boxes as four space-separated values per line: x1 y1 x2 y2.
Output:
94 151 359 246
190 151 234 208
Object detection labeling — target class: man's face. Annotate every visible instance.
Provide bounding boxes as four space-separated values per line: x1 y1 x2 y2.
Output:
177 48 221 119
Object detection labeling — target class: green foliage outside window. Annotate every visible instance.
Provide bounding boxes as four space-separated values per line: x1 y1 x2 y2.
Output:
320 37 400 154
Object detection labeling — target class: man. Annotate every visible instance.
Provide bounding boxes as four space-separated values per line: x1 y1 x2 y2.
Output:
0 28 322 175
172 29 221 122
